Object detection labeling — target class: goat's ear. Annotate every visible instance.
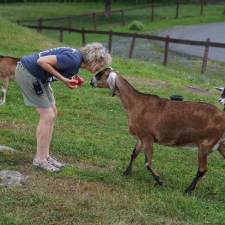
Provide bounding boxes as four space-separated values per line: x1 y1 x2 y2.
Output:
107 71 118 96
107 71 117 89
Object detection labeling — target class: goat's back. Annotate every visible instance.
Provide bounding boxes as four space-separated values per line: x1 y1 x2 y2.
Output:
0 56 20 80
129 96 225 147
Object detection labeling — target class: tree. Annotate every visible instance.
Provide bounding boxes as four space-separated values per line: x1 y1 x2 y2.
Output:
104 0 112 17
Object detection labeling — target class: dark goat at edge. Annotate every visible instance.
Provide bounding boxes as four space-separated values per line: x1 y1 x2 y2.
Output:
90 67 225 193
0 55 20 105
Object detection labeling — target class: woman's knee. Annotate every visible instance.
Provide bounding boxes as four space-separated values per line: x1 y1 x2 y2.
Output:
37 108 57 123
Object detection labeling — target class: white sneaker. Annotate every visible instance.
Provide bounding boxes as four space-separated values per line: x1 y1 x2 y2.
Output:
32 159 60 172
47 156 65 168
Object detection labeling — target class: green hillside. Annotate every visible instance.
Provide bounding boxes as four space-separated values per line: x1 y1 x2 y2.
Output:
0 17 60 56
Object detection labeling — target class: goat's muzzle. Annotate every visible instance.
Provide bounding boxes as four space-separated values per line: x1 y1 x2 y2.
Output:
90 77 97 88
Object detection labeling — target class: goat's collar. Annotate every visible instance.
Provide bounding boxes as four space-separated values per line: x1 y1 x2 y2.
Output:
107 71 118 96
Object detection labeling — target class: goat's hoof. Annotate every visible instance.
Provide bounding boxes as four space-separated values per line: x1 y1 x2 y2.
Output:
123 169 132 176
156 179 164 186
184 187 194 195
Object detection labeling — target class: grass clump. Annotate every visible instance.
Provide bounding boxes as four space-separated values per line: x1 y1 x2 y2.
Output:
128 20 144 31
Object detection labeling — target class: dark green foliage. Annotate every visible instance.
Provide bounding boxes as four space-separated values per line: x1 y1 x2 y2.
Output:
128 20 144 31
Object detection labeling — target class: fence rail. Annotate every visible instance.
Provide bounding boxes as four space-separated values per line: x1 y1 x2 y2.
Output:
22 24 225 74
17 1 221 30
17 5 150 23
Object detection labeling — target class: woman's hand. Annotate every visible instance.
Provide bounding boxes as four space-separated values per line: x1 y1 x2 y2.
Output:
71 75 85 86
63 78 79 89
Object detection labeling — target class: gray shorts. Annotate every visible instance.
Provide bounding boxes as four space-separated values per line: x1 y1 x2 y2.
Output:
15 62 55 108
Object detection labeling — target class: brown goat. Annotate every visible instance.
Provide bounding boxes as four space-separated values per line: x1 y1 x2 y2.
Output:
0 55 20 105
90 67 225 193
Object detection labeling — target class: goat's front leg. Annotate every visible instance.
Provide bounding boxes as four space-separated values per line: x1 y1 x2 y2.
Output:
185 147 208 194
123 139 142 176
0 79 9 106
144 138 163 186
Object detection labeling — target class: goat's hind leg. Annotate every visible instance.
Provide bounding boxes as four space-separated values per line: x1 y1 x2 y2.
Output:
123 139 142 176
144 138 163 186
185 145 209 194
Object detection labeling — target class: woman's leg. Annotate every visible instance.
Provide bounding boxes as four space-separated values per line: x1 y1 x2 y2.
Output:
34 106 57 161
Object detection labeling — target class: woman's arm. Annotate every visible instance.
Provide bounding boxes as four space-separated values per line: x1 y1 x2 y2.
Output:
37 55 77 89
37 55 68 82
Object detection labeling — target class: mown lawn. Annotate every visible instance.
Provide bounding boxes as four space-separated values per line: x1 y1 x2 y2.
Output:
0 3 225 225
1 56 225 225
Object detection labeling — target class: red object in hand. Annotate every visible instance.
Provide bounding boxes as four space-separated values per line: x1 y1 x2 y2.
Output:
70 76 84 87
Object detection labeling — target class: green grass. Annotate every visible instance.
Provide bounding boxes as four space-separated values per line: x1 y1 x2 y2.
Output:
0 17 59 56
0 2 137 21
0 3 225 225
1 57 225 225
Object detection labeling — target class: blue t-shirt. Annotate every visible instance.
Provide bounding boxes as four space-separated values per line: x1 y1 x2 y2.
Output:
21 47 83 83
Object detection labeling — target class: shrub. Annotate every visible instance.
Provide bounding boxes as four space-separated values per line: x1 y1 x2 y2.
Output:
128 20 144 31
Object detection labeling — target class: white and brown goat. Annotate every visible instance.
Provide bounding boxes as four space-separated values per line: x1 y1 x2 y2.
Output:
0 55 20 105
90 68 225 193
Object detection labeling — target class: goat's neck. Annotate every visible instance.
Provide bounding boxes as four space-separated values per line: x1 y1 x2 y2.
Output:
115 76 139 111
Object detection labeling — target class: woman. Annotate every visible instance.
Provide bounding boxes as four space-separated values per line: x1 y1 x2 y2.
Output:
15 42 112 172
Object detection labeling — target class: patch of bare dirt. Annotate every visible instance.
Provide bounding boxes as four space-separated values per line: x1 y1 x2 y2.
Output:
126 76 219 97
127 76 170 89
185 85 218 96
72 160 110 172
29 174 117 201
0 122 16 129
0 120 34 131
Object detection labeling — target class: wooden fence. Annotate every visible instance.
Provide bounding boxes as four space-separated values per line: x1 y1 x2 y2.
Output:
17 1 214 30
17 5 149 30
22 24 225 74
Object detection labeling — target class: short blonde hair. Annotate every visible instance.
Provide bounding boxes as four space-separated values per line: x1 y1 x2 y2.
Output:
79 42 112 66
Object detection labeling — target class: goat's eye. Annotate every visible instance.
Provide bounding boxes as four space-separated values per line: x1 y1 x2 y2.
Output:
96 72 104 80
95 74 101 80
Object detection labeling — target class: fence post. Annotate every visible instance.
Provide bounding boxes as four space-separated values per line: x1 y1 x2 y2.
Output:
68 16 72 32
92 12 97 30
163 35 170 66
109 12 112 24
108 30 113 54
128 35 136 58
200 0 204 16
59 27 63 42
201 38 210 74
121 9 125 26
176 0 180 19
37 18 43 32
151 4 154 22
82 28 86 46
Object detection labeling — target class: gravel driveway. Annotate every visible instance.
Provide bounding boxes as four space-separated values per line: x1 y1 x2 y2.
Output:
160 22 225 62
109 22 225 63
